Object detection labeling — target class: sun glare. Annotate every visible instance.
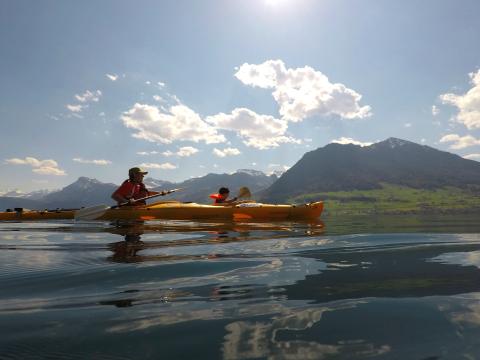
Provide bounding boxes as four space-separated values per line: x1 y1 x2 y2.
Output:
265 0 288 7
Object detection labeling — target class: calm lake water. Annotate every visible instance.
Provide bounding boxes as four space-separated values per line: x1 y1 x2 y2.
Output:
2 215 480 359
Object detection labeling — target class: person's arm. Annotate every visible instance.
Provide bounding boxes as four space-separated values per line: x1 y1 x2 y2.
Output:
111 182 136 205
111 192 132 204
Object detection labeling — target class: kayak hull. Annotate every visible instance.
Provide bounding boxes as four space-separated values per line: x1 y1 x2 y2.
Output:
97 201 324 221
0 209 75 221
0 201 323 221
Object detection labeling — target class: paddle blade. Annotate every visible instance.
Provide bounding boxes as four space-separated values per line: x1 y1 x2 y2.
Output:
237 187 251 199
74 205 110 221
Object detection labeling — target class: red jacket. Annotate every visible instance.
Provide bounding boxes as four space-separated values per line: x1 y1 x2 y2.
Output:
113 180 149 204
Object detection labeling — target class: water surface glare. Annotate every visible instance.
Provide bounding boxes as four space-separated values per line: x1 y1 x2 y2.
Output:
1 215 480 359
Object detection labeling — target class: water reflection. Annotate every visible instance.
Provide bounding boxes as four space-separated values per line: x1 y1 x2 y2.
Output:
4 217 480 359
105 220 325 264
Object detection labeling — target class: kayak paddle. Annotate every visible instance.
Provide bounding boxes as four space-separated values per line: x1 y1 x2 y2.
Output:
74 188 182 221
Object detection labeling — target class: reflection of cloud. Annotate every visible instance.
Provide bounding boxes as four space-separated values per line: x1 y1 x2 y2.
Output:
223 304 390 359
430 250 480 268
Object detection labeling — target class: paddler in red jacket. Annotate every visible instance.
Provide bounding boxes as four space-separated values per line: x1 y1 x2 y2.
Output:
111 167 162 205
210 187 238 205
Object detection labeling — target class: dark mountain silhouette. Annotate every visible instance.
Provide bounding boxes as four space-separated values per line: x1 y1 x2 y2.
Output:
261 137 480 202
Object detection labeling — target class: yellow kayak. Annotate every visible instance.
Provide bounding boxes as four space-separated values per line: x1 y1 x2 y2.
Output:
0 201 323 221
0 208 76 221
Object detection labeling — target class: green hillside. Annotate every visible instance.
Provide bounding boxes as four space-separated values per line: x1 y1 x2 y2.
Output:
289 183 480 215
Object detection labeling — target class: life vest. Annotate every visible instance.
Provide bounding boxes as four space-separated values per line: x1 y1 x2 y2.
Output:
114 180 149 205
210 193 226 204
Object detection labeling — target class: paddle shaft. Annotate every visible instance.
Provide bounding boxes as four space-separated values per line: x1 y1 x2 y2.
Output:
114 188 181 208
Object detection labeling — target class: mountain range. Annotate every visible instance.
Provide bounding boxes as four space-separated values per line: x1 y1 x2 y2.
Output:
0 169 278 210
1 137 479 210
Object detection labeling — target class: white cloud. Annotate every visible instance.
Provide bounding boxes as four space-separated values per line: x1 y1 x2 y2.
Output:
137 151 159 156
439 134 480 149
153 95 163 102
152 147 199 157
439 69 480 129
121 103 226 144
139 162 177 170
213 147 241 157
66 104 85 113
5 157 66 176
235 59 372 122
158 82 166 88
72 158 112 165
331 137 373 147
404 123 412 128
432 105 440 116
75 90 102 103
464 153 480 160
106 73 118 81
206 107 300 149
177 146 199 157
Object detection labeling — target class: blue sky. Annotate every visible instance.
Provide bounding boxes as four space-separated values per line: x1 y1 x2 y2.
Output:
1 0 480 192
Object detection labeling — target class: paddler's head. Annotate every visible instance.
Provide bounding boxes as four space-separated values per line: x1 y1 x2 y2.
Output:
129 167 148 182
218 187 230 200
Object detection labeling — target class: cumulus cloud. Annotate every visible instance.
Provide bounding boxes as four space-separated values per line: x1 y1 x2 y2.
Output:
138 162 177 170
213 147 241 157
206 107 300 149
432 105 440 116
439 134 480 149
72 158 111 165
464 153 480 160
5 157 66 176
75 90 102 103
177 146 199 157
106 73 119 81
121 103 226 144
331 137 373 147
235 60 372 122
439 69 480 129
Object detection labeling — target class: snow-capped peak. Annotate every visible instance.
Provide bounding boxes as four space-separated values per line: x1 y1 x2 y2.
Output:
236 169 266 177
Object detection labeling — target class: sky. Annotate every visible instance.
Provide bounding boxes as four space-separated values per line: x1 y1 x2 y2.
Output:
1 0 480 193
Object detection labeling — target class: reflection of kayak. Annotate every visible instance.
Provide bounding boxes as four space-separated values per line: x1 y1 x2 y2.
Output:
0 201 323 221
